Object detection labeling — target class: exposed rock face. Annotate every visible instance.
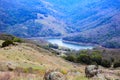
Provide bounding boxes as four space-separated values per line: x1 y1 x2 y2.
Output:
85 65 99 78
44 70 66 80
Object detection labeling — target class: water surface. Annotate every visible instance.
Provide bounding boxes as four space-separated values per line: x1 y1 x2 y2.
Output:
46 38 94 50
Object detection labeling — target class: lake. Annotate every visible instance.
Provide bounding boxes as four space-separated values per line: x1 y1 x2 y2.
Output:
46 38 94 50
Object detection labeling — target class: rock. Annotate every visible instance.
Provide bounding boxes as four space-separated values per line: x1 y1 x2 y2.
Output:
0 62 16 71
85 65 99 78
6 62 16 71
96 73 106 80
44 70 66 80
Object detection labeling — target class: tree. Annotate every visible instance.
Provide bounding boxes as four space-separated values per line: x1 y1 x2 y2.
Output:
65 55 76 62
101 59 111 68
77 54 91 65
90 51 102 65
113 61 120 68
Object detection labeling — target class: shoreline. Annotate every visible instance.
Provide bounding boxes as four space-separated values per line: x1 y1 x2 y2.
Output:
26 37 101 47
26 36 62 39
25 37 119 50
62 40 99 47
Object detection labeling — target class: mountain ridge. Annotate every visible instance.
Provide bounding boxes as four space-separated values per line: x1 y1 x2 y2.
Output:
0 0 120 48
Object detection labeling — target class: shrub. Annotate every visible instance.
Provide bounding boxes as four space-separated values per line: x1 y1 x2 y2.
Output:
65 55 76 62
101 59 111 68
90 51 102 65
110 57 115 63
79 50 89 54
13 37 22 43
113 61 120 68
2 40 14 47
77 54 91 65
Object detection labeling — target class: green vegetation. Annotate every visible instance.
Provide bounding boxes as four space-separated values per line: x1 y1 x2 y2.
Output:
2 40 14 47
0 33 24 48
103 41 120 48
13 37 22 43
64 49 120 68
90 51 102 65
75 76 88 80
113 61 120 68
65 55 76 62
77 54 91 65
101 59 111 68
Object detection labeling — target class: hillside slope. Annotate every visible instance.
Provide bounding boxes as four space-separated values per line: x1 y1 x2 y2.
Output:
0 41 84 80
0 0 67 37
0 34 120 80
0 0 120 48
0 41 120 80
56 0 120 48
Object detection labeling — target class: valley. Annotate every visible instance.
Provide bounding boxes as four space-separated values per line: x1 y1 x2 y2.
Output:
0 0 120 48
0 34 120 80
0 0 120 79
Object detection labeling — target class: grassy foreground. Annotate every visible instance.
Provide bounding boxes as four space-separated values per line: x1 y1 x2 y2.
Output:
0 40 119 80
0 40 87 80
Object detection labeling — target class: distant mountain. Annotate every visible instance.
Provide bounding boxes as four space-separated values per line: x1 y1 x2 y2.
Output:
46 0 120 32
0 0 120 48
0 0 67 37
47 0 120 48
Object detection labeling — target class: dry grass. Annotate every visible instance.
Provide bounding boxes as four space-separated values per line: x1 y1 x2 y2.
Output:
0 71 43 80
0 42 85 80
0 42 119 80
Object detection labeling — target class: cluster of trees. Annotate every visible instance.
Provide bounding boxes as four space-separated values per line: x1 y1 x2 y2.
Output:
63 35 120 49
103 41 120 48
64 50 120 68
1 37 23 48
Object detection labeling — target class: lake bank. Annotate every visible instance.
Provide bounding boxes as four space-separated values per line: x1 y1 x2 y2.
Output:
62 39 98 46
26 37 96 50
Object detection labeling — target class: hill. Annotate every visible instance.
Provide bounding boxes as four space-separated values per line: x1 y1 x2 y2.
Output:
0 39 85 80
55 0 120 48
0 34 120 79
0 0 67 37
0 0 120 48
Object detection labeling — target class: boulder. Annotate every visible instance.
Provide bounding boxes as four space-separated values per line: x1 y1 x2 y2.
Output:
44 70 66 80
85 65 99 78
6 62 16 71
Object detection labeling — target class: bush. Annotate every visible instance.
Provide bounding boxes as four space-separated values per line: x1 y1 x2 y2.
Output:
2 40 14 47
113 61 120 68
101 59 111 68
77 54 91 65
65 55 76 62
13 37 22 43
90 51 102 65
79 50 89 54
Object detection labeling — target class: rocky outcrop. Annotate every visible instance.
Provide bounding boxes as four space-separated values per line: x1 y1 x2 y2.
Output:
85 65 99 78
44 70 66 80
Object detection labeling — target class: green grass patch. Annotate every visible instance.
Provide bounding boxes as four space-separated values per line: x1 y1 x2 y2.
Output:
75 76 88 80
